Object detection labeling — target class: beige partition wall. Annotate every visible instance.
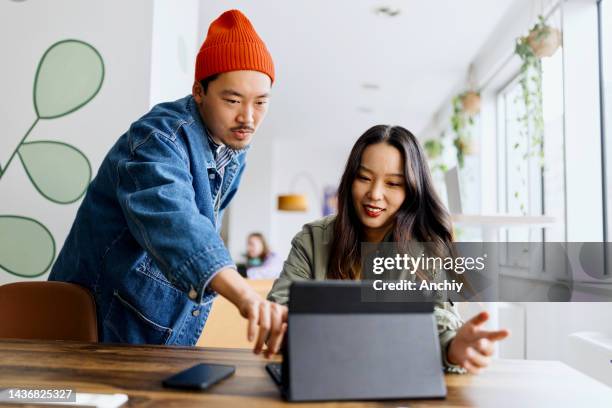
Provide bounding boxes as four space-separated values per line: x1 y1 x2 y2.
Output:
198 280 275 349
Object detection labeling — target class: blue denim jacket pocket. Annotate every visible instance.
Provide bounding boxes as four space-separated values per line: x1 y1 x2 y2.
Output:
103 289 173 344
136 254 182 293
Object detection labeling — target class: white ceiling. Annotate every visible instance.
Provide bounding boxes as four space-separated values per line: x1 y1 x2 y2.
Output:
199 0 520 146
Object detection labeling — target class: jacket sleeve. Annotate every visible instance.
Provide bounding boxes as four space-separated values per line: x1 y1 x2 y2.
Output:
267 228 313 305
116 131 234 303
435 301 467 373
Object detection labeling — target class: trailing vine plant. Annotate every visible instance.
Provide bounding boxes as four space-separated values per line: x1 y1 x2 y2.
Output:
424 137 448 174
450 91 479 168
512 15 560 213
515 16 547 166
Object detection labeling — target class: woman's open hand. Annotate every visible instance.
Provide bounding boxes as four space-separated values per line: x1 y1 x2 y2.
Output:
447 311 509 374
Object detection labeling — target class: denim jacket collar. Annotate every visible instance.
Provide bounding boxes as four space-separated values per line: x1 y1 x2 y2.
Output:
186 96 216 169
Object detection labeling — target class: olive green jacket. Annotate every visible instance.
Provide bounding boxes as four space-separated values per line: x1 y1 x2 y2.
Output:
267 215 465 372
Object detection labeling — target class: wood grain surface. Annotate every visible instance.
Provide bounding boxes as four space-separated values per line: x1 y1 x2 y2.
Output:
1 339 611 407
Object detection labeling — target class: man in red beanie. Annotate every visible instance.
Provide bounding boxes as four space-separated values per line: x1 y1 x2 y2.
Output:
50 10 285 357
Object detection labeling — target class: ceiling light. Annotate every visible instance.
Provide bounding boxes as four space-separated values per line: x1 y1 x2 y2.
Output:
362 83 380 90
374 6 401 17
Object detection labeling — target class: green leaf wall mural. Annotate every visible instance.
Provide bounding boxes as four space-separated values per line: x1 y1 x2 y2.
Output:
18 141 92 204
34 40 104 119
0 39 104 278
0 216 55 278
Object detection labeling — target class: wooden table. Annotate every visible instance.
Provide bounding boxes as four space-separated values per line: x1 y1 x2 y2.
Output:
1 339 611 407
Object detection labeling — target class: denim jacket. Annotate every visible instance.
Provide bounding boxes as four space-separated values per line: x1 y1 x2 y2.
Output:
49 95 246 345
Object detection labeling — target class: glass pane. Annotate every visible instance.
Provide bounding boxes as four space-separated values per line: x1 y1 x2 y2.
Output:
541 33 565 242
602 0 612 241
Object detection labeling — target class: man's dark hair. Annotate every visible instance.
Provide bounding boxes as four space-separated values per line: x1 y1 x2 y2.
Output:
200 73 220 94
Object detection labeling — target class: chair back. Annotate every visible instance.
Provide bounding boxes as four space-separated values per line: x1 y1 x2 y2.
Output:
0 281 98 342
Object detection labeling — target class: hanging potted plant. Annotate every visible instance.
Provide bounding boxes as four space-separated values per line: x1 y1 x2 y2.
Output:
526 16 561 58
512 15 560 213
460 90 481 116
515 15 561 164
424 137 448 174
450 92 479 168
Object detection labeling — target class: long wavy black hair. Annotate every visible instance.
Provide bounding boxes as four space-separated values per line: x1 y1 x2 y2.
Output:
327 125 454 280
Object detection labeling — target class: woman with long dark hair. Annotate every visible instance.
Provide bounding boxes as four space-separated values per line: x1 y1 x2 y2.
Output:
268 125 508 373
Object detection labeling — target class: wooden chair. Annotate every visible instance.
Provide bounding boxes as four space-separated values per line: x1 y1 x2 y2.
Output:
0 281 98 342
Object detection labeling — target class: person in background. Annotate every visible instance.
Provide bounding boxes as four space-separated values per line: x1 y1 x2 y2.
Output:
245 232 282 280
268 125 509 373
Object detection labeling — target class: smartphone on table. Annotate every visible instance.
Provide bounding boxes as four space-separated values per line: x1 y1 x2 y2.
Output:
162 363 235 390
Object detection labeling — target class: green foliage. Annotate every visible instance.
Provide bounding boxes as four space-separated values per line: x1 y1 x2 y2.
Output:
424 139 444 160
431 163 449 174
514 16 546 167
512 15 550 214
424 132 448 176
450 92 478 168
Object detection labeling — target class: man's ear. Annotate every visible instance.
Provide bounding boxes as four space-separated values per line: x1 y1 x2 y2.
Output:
192 80 204 103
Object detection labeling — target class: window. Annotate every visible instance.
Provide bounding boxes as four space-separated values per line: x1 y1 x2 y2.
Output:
434 114 481 242
600 0 612 243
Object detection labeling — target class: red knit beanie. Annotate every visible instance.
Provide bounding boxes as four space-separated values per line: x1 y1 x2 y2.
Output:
195 10 274 83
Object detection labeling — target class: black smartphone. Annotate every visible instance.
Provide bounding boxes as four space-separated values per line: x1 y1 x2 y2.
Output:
162 363 236 390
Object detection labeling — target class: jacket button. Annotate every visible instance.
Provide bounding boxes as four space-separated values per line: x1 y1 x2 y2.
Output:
192 309 200 317
188 286 197 300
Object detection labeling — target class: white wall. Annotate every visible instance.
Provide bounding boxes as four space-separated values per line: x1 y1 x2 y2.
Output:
150 0 200 107
525 302 612 360
270 140 350 261
226 130 275 261
225 135 349 264
0 0 154 284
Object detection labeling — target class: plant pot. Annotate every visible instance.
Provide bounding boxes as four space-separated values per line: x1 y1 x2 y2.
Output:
455 137 478 156
461 91 481 116
527 26 561 58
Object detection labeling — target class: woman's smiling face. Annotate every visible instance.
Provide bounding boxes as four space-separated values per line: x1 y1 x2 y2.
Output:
351 142 406 242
